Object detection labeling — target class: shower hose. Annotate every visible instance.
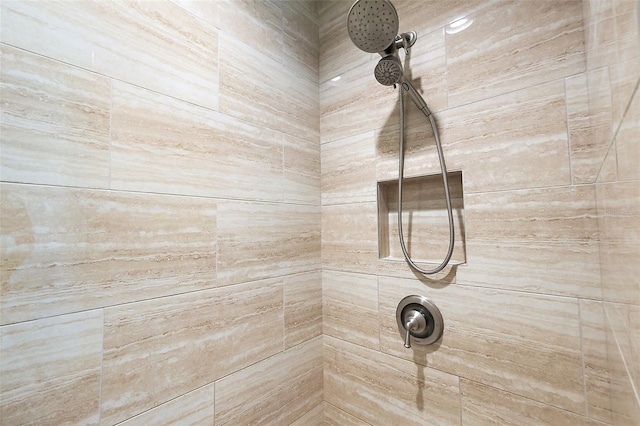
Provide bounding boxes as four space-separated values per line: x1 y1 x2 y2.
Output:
397 86 455 275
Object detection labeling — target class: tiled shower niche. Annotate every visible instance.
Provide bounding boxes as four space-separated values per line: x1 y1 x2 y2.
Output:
378 171 466 265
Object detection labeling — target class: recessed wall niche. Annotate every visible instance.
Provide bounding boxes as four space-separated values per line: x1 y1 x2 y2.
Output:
377 171 466 265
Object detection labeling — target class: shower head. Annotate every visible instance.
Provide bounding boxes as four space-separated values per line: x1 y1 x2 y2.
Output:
375 54 402 86
347 0 399 53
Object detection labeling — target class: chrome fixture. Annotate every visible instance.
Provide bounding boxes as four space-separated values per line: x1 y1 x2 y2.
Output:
347 0 455 275
396 295 444 347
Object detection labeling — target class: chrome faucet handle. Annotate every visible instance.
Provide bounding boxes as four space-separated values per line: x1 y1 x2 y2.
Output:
403 309 426 348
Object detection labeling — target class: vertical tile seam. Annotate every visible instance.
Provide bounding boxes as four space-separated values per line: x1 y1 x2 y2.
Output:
563 77 575 186
98 308 105 425
577 299 590 418
108 78 113 191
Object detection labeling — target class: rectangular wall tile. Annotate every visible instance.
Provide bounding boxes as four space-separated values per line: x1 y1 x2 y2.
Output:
284 133 321 206
580 300 613 423
461 380 602 426
324 336 461 425
323 271 379 350
321 132 376 205
215 336 322 425
101 281 283 425
110 81 284 201
446 0 585 107
615 83 639 181
119 384 214 426
1 0 218 109
217 201 320 286
290 403 324 426
438 80 571 193
0 183 216 325
458 185 602 298
0 45 110 188
566 69 614 184
285 271 323 349
218 31 319 141
378 276 586 414
0 310 102 425
324 402 371 426
283 0 320 83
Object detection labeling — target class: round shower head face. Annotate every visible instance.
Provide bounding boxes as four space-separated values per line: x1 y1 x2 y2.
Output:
375 55 402 86
347 0 399 53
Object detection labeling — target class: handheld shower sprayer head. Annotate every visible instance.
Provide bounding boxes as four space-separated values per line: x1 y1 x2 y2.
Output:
375 54 402 86
347 0 399 53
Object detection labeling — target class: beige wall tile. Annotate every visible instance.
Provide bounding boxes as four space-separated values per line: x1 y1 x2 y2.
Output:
583 0 618 72
217 201 321 285
446 0 584 107
321 132 377 204
378 276 585 414
458 185 602 298
319 0 370 83
283 0 320 83
566 69 613 184
284 133 321 206
610 57 640 135
110 81 284 201
119 384 214 426
0 184 216 325
1 0 218 110
285 271 323 349
218 32 319 142
290 403 324 426
101 281 283 425
461 380 603 426
580 300 613 423
438 80 571 192
324 402 371 426
0 310 102 425
615 85 640 182
215 336 322 425
323 271 379 350
0 45 110 188
320 59 397 144
324 336 461 425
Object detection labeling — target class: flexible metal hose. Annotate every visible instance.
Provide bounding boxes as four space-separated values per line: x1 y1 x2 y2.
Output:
397 86 455 275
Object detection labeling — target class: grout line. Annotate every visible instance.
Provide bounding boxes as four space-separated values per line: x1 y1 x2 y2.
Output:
98 308 105 425
603 305 640 407
563 77 575 186
577 300 590 417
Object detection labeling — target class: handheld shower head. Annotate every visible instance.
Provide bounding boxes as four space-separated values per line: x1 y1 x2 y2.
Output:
375 54 402 86
347 0 399 53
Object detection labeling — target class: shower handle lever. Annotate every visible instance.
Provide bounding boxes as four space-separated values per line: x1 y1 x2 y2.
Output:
403 309 427 348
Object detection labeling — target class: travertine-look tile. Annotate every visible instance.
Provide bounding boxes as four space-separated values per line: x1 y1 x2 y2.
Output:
215 336 322 425
458 185 602 298
110 81 284 201
218 32 319 142
283 0 320 83
284 133 321 206
321 132 376 204
1 0 218 110
446 0 584 107
285 271 323 349
323 271 379 350
438 80 571 192
324 336 461 425
378 276 585 414
615 84 640 181
290 403 324 426
322 202 456 281
0 45 110 188
320 58 397 144
461 380 603 426
217 201 320 285
319 0 369 84
324 402 371 426
610 57 640 135
0 184 216 325
101 281 283 425
0 310 103 425
583 0 618 72
566 69 613 184
580 300 613 423
118 384 214 426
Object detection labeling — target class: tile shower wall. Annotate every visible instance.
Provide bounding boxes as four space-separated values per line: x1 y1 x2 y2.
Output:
0 1 322 425
320 1 638 425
